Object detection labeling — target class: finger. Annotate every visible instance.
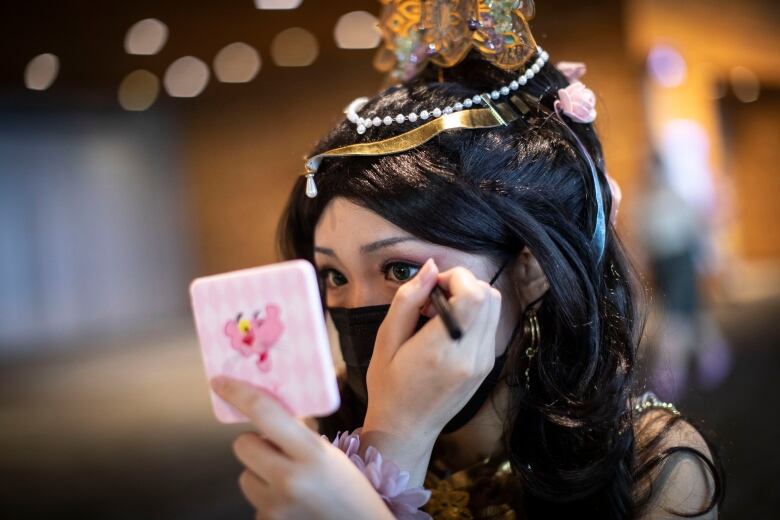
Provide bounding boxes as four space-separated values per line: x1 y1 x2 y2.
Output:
421 297 438 318
233 431 289 483
450 284 501 378
412 284 491 362
239 469 275 511
434 267 490 331
211 376 320 460
374 258 439 361
460 281 494 361
483 283 503 342
411 270 492 354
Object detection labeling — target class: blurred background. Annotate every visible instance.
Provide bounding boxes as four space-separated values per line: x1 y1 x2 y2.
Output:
1 0 778 518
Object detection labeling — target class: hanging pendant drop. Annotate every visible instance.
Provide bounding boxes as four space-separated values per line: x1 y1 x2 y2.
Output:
305 173 318 198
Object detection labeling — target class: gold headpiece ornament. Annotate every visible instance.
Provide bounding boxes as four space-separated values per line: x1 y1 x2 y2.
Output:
374 0 537 80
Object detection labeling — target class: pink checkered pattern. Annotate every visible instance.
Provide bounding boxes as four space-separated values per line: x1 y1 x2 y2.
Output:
189 260 340 423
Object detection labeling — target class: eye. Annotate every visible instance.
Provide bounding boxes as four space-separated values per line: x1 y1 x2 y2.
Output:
382 261 421 283
318 268 348 289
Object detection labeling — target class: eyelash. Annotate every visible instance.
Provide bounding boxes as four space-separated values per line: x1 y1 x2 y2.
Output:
318 260 421 290
380 260 421 282
318 268 347 290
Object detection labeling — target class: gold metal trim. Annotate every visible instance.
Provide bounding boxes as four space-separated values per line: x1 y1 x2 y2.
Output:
305 97 521 171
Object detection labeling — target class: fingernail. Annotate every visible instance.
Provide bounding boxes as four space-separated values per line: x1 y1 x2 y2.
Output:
418 258 435 284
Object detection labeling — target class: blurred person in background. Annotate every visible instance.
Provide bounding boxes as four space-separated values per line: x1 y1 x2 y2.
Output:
637 151 732 403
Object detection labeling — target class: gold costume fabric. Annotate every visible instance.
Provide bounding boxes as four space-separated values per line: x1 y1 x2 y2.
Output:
424 455 522 520
421 391 678 519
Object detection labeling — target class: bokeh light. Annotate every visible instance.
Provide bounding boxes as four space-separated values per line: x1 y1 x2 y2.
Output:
124 18 168 55
164 56 210 98
709 80 727 100
24 53 59 91
255 0 303 9
647 44 687 88
730 66 760 103
271 27 318 67
213 42 261 83
334 11 381 49
118 70 160 111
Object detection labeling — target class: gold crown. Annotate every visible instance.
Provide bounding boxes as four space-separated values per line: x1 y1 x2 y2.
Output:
373 0 537 80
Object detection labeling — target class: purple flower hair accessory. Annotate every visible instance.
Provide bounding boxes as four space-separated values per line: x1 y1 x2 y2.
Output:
555 61 587 83
326 430 432 519
554 81 597 124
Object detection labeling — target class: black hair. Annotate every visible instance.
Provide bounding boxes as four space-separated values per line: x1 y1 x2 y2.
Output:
276 50 724 518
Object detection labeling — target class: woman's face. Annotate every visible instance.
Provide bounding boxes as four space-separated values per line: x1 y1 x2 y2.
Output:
313 197 522 355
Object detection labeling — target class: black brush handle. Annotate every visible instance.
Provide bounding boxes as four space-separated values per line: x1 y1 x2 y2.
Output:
430 284 463 340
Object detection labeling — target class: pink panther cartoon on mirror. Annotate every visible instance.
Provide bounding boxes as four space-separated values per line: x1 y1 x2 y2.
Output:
223 304 284 372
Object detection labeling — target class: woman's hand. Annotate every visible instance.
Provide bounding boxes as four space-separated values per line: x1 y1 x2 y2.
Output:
210 376 394 520
361 259 502 484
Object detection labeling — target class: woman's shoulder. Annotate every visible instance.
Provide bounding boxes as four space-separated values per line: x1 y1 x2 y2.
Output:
631 392 711 457
631 392 720 519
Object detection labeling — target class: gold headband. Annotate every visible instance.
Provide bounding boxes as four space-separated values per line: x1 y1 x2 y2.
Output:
303 94 529 198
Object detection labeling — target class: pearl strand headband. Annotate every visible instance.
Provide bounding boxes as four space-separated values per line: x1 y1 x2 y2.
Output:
348 47 549 135
304 94 520 200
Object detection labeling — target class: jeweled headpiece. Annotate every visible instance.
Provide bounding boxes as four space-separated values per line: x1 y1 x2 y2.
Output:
373 0 538 80
303 0 607 260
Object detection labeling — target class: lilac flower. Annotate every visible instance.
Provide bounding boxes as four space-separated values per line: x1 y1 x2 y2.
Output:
327 430 432 519
555 61 587 83
554 81 597 123
328 429 361 459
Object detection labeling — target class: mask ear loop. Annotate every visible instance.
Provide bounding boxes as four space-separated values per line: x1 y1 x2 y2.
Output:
489 254 514 286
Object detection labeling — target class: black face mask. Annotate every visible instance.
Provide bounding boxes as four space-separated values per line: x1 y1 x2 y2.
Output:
327 258 520 434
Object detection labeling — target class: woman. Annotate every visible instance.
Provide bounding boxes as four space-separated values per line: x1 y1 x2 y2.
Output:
210 2 724 518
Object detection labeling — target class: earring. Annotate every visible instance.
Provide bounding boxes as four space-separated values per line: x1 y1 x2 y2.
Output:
523 308 540 390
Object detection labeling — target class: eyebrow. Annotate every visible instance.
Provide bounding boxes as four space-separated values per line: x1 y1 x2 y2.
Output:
314 236 422 258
